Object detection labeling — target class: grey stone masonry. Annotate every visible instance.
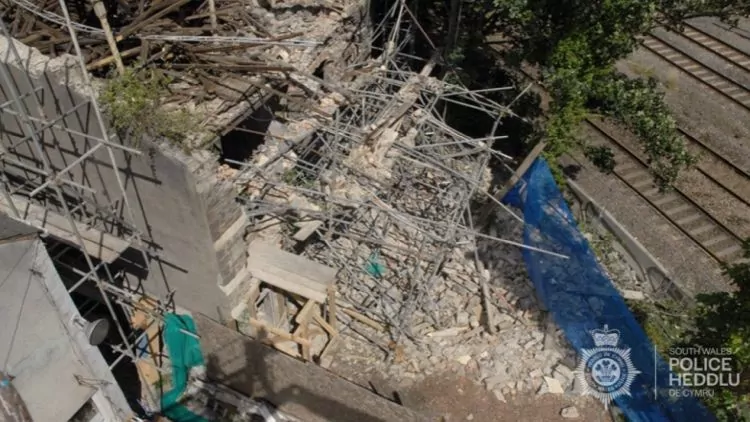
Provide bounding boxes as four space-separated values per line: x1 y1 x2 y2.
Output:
202 178 244 241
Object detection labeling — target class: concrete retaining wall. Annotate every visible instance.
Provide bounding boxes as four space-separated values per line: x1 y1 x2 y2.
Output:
565 178 691 303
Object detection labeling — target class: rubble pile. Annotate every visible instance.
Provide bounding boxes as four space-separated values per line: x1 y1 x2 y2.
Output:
220 15 580 393
2 0 368 144
331 210 578 400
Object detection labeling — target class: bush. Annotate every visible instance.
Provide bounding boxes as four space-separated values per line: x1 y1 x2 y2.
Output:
99 68 195 148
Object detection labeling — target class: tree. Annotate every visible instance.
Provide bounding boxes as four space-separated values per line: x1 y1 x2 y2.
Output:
426 0 747 186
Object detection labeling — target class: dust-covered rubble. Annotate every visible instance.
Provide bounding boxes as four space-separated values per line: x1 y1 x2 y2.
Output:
331 210 578 400
580 227 648 297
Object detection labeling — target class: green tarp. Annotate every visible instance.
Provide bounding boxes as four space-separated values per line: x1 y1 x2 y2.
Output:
160 313 207 422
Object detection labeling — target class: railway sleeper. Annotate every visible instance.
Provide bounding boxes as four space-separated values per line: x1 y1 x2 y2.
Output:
715 243 743 259
689 224 718 237
703 234 731 247
653 195 680 207
643 187 663 197
676 213 703 226
614 161 638 173
664 203 693 215
628 176 653 189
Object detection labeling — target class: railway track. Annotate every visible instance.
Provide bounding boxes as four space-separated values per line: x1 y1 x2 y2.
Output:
513 61 750 265
641 33 750 111
587 119 747 265
679 22 750 73
678 128 750 210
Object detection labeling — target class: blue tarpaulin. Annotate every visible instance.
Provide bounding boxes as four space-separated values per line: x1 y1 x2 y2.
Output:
502 158 714 422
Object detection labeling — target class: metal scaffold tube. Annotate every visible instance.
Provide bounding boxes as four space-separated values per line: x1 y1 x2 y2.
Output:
0 0 172 395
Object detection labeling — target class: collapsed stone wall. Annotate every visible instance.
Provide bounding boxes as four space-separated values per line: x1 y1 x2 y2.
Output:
219 52 581 399
331 209 579 402
0 0 371 321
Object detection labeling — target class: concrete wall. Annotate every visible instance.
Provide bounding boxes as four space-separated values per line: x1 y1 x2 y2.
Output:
0 238 129 421
566 179 692 303
194 314 432 422
0 38 239 321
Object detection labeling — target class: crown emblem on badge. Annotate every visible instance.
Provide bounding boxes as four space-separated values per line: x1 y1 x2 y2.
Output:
591 325 620 347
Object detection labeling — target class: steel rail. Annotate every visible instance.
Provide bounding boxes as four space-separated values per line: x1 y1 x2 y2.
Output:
587 119 746 265
680 22 750 72
641 33 750 112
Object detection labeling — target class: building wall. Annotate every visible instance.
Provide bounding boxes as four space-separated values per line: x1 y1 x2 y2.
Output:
198 174 248 287
0 237 129 421
194 314 431 422
0 38 237 321
0 0 371 321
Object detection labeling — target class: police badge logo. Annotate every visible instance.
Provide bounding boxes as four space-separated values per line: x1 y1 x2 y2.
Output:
574 325 640 407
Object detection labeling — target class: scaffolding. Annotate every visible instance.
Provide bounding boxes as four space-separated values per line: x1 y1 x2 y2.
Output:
226 1 553 349
0 0 562 414
0 0 174 413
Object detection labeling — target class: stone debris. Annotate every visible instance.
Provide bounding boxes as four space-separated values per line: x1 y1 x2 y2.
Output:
456 355 473 366
580 228 647 296
199 0 579 402
561 406 580 419
317 211 575 398
543 376 565 395
621 289 646 300
427 327 470 338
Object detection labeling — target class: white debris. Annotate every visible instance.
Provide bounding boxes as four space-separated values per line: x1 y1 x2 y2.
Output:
561 406 580 419
543 376 565 394
621 289 646 300
456 355 472 365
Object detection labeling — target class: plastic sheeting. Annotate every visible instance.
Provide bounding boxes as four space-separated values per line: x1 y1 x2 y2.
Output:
161 313 208 422
502 159 714 422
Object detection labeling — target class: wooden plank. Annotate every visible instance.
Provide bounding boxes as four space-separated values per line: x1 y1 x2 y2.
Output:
292 311 312 361
92 1 125 75
249 268 327 303
248 318 311 347
341 308 385 332
327 286 337 331
0 196 130 263
247 240 336 303
117 0 192 41
87 45 141 70
207 0 218 33
294 300 318 325
312 313 337 336
478 140 547 223
293 220 323 241
130 298 162 387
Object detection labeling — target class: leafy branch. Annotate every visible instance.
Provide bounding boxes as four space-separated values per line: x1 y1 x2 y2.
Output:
99 67 196 149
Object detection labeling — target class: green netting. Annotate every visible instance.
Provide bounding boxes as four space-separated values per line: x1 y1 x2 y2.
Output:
365 251 386 278
161 313 207 422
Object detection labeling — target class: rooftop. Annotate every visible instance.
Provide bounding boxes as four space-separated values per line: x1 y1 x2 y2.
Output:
0 212 37 244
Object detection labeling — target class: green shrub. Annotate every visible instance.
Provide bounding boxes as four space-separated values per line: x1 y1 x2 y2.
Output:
99 68 196 148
